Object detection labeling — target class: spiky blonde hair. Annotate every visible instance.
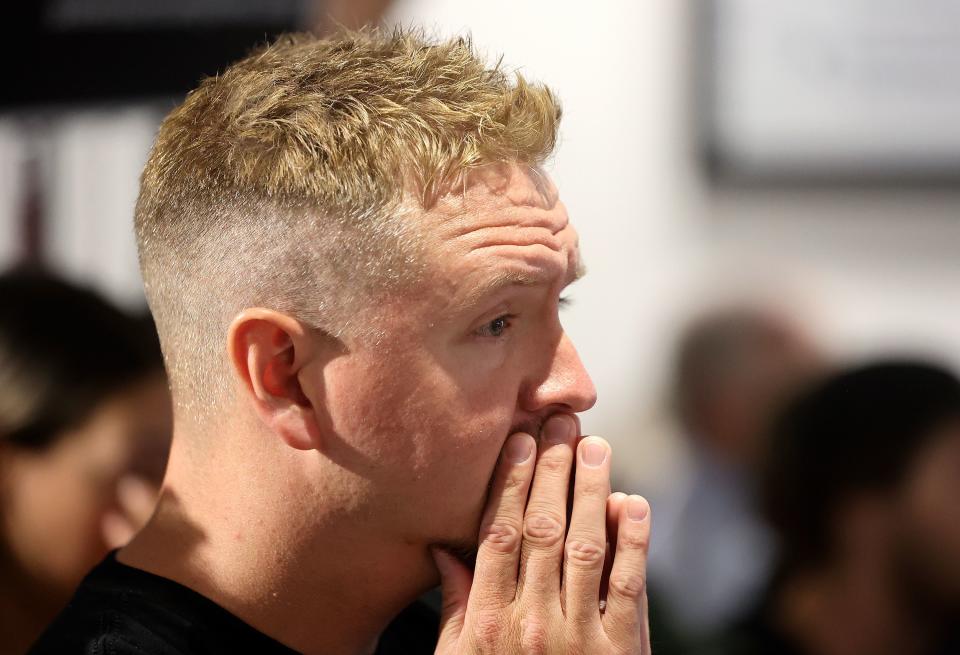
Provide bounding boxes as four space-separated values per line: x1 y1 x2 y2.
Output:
134 27 562 419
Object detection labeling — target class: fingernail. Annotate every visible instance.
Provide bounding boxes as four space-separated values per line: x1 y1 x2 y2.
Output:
506 434 534 463
580 439 607 467
627 495 648 521
543 414 574 444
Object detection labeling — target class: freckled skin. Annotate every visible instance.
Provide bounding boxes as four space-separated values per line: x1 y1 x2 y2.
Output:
318 163 595 552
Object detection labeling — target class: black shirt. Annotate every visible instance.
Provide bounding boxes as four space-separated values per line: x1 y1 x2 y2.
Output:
29 551 439 655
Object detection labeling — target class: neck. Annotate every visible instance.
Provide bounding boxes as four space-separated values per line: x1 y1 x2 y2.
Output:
120 428 437 655
775 559 936 655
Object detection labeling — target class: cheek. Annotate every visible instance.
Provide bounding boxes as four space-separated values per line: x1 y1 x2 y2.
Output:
401 362 519 477
3 450 111 592
901 459 960 584
914 479 960 551
325 348 519 484
322 342 527 543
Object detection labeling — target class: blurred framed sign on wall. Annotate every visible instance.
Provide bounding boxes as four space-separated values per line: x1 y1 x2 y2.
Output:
700 0 960 185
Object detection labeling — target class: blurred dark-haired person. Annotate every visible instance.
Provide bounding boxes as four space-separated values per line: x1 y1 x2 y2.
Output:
701 361 960 655
0 268 171 653
648 305 822 636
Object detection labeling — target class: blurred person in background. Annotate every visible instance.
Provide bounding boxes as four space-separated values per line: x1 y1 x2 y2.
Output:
648 305 823 638
701 361 960 655
0 268 172 653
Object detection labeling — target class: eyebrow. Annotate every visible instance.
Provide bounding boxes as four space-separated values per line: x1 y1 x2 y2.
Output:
461 255 587 310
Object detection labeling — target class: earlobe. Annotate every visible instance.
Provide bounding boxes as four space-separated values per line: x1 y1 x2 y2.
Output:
275 406 320 451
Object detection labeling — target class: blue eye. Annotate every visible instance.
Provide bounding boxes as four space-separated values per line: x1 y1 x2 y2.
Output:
477 315 514 338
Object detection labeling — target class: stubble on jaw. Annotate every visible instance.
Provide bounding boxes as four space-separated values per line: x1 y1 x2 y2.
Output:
430 416 549 568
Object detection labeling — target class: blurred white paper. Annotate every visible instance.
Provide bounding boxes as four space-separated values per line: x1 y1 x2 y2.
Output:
707 0 960 178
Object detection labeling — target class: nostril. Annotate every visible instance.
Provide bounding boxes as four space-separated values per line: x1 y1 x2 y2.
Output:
576 385 598 413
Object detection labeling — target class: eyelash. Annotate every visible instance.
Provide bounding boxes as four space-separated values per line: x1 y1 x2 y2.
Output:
474 296 572 340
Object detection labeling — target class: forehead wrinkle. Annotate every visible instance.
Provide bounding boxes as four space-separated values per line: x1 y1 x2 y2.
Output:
440 202 570 243
453 226 564 260
451 214 568 240
439 199 573 261
424 170 581 314
425 172 569 238
454 241 585 312
456 265 551 312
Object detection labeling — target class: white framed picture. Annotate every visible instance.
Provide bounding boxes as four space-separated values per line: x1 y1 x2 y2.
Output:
701 0 960 183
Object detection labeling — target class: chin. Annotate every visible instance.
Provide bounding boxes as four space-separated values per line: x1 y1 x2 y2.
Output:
420 468 496 567
421 508 483 569
430 539 479 570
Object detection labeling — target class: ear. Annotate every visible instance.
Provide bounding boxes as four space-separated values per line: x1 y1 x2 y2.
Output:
227 308 323 451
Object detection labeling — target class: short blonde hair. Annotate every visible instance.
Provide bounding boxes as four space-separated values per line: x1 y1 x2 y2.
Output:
135 28 562 419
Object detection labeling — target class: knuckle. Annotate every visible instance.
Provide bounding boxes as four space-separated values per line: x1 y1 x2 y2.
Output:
609 571 647 602
519 615 549 655
535 453 569 475
566 622 602 654
470 608 504 645
574 476 607 498
617 529 650 552
564 539 606 567
500 471 528 495
480 521 522 554
522 511 565 547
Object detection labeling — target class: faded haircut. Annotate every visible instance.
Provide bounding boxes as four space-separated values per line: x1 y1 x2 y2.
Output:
134 27 562 421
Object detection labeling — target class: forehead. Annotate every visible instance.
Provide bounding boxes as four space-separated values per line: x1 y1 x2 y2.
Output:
417 165 582 304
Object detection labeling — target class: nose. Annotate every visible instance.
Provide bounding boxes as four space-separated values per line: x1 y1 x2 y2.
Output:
520 331 597 414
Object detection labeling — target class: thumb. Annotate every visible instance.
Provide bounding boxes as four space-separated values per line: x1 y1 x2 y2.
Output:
431 547 472 649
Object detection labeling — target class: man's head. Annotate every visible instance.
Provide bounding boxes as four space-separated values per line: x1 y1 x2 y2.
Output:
136 28 564 416
762 361 960 611
135 29 595 553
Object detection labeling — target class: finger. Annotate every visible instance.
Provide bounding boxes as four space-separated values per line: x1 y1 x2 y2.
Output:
432 547 474 649
116 475 159 528
562 436 611 624
603 495 652 653
606 492 627 552
600 492 627 611
516 414 578 605
472 432 536 609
